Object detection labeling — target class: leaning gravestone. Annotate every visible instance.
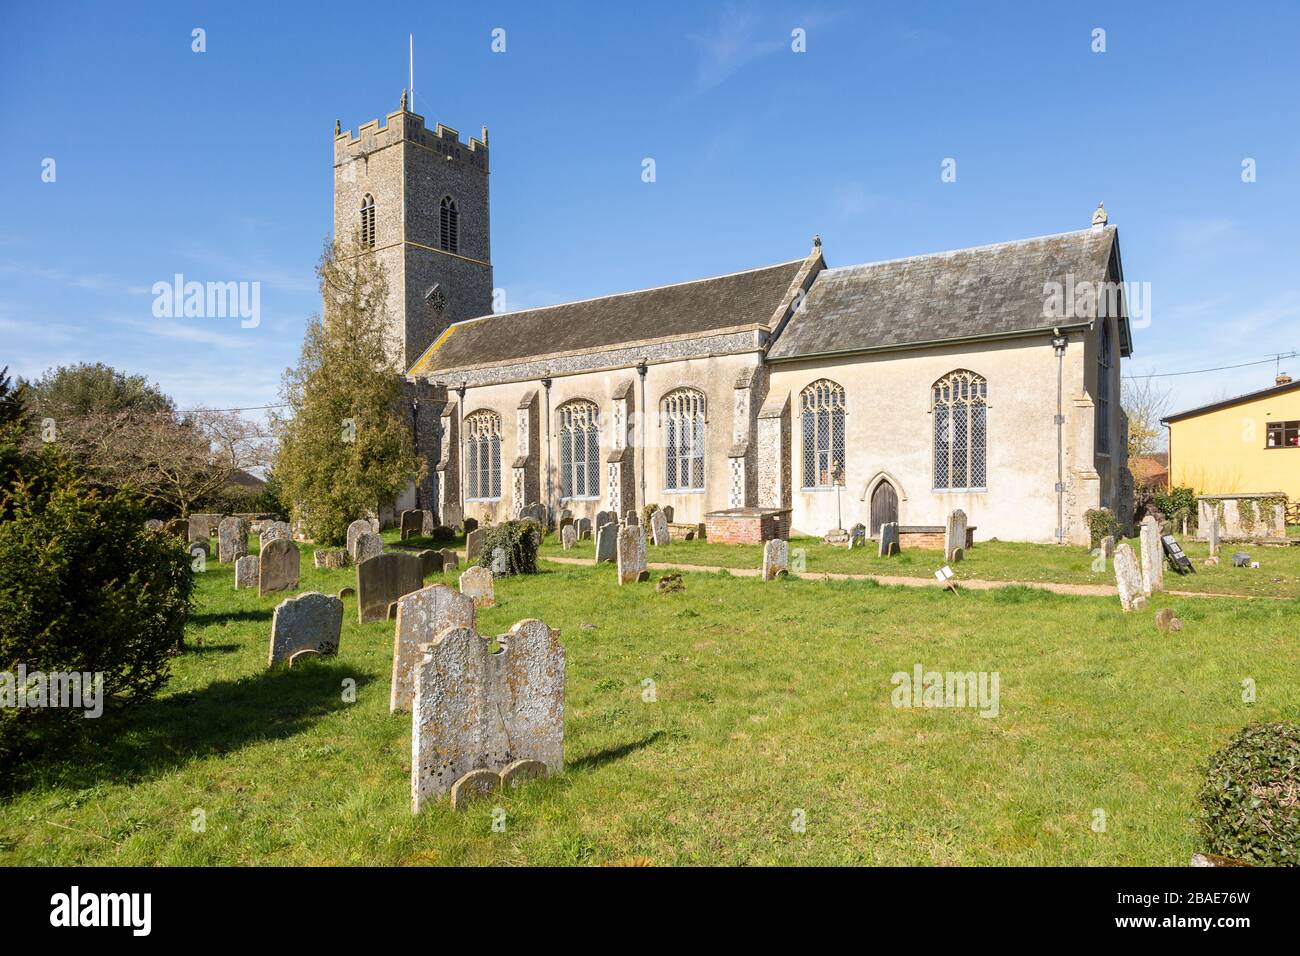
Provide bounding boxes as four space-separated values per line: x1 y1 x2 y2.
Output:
1139 516 1164 595
1162 534 1195 576
460 565 495 608
561 525 578 550
258 538 300 596
356 551 424 624
411 618 565 813
217 515 249 564
234 554 259 590
465 528 485 562
353 531 385 566
878 521 900 557
945 509 968 563
390 584 476 712
762 538 789 580
595 521 619 564
268 592 343 667
346 519 372 561
260 521 291 551
650 509 670 546
1113 542 1147 612
617 525 649 584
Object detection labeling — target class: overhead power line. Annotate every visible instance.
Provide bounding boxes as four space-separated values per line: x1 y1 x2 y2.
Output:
1123 351 1297 381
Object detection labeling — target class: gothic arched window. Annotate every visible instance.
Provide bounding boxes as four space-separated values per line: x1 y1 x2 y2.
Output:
360 194 376 248
1096 321 1112 454
932 370 988 491
800 379 846 489
559 400 600 499
464 410 502 501
662 388 706 492
439 195 459 253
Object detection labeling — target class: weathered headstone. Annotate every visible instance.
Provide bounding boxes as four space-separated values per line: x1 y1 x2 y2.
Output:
439 548 459 571
390 584 476 712
524 503 545 526
1231 551 1251 568
1207 517 1220 558
234 554 259 589
356 551 424 624
187 514 211 544
595 521 619 564
661 505 674 523
595 510 614 530
354 531 385 565
460 564 495 608
338 586 355 599
576 517 592 540
258 538 300 596
561 525 578 550
259 520 291 551
1162 534 1195 576
188 540 210 561
462 517 479 535
650 508 670 546
217 515 248 564
848 523 867 548
1113 543 1147 611
400 509 423 540
762 538 789 580
1139 516 1164 595
1100 535 1115 559
617 525 649 584
268 592 343 667
313 548 348 570
945 509 968 563
416 549 444 578
558 508 573 529
411 618 565 813
465 528 485 562
878 521 900 557
490 547 508 576
624 509 639 527
346 519 372 561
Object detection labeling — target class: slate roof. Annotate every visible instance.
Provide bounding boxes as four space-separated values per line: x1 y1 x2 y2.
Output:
767 228 1122 361
409 259 806 375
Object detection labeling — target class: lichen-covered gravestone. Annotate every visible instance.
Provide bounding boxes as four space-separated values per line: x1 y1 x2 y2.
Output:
411 619 565 813
1113 543 1148 612
217 516 248 564
439 548 459 571
234 554 259 590
187 514 211 544
346 519 372 561
650 508 670 546
595 510 613 530
416 549 444 578
259 521 291 551
490 547 508 576
617 525 649 584
878 521 900 557
1139 516 1164 595
465 527 485 562
762 538 789 580
353 531 385 566
561 525 578 550
258 538 300 596
356 552 424 624
624 509 639 527
390 584 476 713
848 523 867 549
459 564 495 608
1100 535 1115 559
945 509 968 563
595 521 619 564
268 592 343 667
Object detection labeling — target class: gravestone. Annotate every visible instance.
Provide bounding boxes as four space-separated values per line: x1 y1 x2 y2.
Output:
411 618 565 813
945 509 968 563
187 514 211 544
1113 543 1147 612
416 549 444 578
1207 517 1220 558
595 510 614 530
346 519 372 561
465 528 485 562
650 508 670 546
558 508 573 529
525 503 545 526
258 538 300 596
617 525 649 584
762 538 789 580
1161 534 1195 576
1231 551 1251 568
661 505 674 523
313 548 348 570
878 521 900 557
1100 535 1115 559
400 509 423 540
259 521 291 551
624 509 639 527
462 517 479 535
460 565 496 608
188 540 210 561
1139 516 1164 595
576 517 592 540
848 523 867 549
234 554 259 590
144 518 164 533
490 547 508 576
217 515 248 564
439 548 459 571
268 592 343 667
595 521 619 564
422 510 436 536
390 584 476 712
354 531 385 565
561 525 578 550
356 551 424 624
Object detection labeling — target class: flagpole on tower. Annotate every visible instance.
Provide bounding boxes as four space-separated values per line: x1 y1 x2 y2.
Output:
409 34 414 113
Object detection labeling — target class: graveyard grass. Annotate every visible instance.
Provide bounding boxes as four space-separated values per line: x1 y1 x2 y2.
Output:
1 532 1297 866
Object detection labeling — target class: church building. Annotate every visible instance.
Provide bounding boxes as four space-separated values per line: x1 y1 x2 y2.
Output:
335 96 1134 546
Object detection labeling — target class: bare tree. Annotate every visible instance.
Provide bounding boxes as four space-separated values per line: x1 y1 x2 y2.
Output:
1122 374 1172 461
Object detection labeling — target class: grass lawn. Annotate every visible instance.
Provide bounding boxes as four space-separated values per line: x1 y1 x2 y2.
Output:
541 534 1300 599
0 536 1295 866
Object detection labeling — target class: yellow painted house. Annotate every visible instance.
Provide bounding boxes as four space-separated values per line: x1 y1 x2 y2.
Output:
1162 375 1300 501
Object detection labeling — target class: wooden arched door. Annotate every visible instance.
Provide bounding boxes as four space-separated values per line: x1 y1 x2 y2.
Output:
870 481 898 537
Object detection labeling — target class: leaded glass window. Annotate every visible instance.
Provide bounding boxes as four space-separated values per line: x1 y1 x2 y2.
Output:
465 410 502 500
559 401 600 499
800 380 846 489
933 370 987 491
1096 321 1112 454
662 388 706 493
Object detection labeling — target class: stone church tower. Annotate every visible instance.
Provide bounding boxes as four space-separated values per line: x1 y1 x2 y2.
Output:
333 92 493 369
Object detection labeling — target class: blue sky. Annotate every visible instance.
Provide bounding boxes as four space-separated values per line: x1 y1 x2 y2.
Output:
3 1 1299 419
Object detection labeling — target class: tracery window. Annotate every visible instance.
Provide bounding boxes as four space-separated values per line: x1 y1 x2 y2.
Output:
439 195 459 253
933 370 988 491
662 388 706 492
559 401 600 499
800 380 846 489
465 410 502 501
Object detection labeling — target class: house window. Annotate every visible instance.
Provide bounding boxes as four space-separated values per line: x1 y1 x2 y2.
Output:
1266 420 1300 449
465 410 502 501
1096 320 1112 454
662 388 706 492
439 196 459 253
360 194 376 248
933 370 988 491
800 379 846 489
559 400 600 499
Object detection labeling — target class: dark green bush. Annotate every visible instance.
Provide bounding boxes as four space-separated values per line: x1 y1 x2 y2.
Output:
1198 722 1299 866
1153 485 1198 533
430 525 456 543
476 520 539 576
1084 507 1120 548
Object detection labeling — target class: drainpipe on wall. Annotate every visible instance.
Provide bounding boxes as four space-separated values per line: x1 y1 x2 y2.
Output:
1052 332 1068 544
456 382 467 522
637 359 648 512
411 395 420 510
542 374 553 526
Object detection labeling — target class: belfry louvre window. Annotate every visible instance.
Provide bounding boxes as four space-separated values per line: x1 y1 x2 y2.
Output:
1266 420 1300 448
933 370 988 491
1096 320 1112 454
360 194 376 248
662 389 706 493
800 380 846 489
439 196 459 253
465 411 502 501
559 401 600 499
